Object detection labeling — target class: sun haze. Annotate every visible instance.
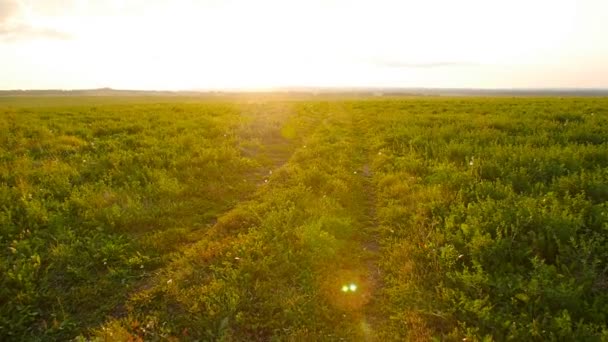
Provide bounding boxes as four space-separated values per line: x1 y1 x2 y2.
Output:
1 0 607 90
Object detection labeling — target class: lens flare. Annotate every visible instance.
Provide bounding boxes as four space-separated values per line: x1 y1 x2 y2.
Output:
341 283 358 293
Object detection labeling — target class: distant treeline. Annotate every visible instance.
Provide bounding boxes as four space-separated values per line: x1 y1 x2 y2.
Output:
1 87 607 97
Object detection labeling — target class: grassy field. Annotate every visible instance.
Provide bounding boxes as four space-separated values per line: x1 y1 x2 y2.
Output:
1 96 608 340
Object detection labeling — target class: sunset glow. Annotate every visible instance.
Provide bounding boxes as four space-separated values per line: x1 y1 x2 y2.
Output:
1 0 607 90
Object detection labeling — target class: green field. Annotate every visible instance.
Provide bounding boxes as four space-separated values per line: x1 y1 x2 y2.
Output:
1 96 608 341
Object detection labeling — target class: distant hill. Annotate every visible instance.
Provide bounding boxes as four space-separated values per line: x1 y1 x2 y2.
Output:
1 87 607 97
0 88 198 97
275 87 608 97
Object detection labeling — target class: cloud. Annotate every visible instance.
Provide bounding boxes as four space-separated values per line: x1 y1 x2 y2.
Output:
0 0 22 23
372 59 480 69
0 0 73 41
0 23 72 41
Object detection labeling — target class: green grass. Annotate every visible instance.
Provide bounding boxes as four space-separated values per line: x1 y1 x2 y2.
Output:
1 96 608 340
355 98 608 340
0 98 306 339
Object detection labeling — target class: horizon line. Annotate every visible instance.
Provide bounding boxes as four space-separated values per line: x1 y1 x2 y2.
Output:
2 86 608 92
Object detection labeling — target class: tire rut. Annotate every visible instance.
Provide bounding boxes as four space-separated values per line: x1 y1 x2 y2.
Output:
105 103 324 323
352 113 385 341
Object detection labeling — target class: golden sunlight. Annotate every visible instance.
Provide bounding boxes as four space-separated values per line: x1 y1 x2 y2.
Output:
1 0 606 89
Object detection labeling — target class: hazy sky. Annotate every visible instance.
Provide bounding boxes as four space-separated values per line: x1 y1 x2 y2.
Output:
1 0 607 90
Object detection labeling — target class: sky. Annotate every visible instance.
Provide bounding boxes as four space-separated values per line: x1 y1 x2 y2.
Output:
0 0 607 90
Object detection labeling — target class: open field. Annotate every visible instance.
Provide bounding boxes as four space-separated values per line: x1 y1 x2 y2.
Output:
1 96 608 340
